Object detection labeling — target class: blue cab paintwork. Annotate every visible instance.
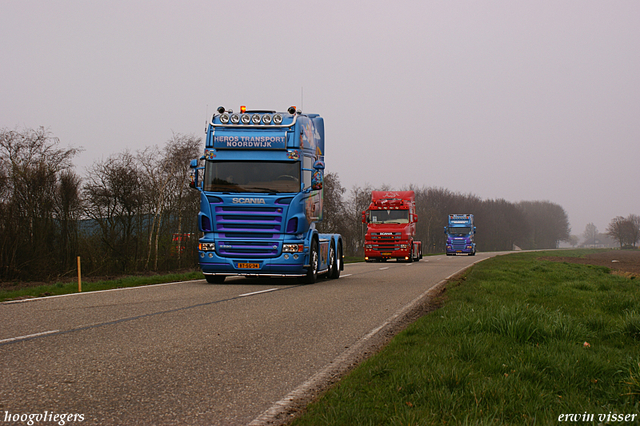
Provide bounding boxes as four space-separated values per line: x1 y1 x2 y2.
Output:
190 108 343 282
445 214 476 256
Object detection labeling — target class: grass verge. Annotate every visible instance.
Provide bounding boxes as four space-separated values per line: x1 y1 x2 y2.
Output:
0 270 205 303
292 250 640 425
1 256 365 303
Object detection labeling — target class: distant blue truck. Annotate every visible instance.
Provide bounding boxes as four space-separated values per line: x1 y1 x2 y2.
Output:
445 214 476 256
190 105 343 284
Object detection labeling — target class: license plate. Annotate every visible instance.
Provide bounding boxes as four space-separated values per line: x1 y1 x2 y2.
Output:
237 263 260 269
381 252 392 255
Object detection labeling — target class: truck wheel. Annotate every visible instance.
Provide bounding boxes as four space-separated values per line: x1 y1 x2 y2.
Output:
205 275 225 284
326 243 335 279
303 239 319 284
330 242 341 279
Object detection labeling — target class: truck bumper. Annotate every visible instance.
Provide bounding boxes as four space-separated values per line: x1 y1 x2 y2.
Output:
364 248 411 261
446 245 476 256
198 251 309 277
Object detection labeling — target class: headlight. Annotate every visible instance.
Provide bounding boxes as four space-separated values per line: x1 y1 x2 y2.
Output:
365 244 372 249
219 113 230 124
241 114 251 124
199 242 215 251
283 244 304 253
400 244 408 249
273 114 283 124
262 114 272 124
251 114 261 124
230 114 240 124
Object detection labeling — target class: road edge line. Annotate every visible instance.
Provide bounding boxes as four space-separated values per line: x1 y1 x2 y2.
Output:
247 260 486 426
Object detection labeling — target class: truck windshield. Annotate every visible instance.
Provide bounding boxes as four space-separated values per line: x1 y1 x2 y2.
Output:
448 227 471 235
369 210 409 224
203 160 300 193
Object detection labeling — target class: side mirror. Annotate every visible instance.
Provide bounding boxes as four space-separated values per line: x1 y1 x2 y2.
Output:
444 226 448 234
412 214 418 223
474 226 477 233
189 159 199 189
362 211 367 224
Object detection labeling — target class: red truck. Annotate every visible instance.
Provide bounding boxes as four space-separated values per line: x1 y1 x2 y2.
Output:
362 191 422 262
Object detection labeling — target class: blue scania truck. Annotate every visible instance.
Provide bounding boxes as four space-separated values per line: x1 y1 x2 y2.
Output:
190 105 343 284
445 214 476 256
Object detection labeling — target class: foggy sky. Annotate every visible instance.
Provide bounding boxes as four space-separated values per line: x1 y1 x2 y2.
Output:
2 0 639 239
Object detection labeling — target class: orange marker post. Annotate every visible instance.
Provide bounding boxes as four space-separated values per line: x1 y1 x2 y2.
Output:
77 256 82 292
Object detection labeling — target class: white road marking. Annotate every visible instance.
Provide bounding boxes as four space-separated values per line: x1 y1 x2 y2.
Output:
379 267 389 270
341 274 352 277
238 288 279 297
0 329 60 344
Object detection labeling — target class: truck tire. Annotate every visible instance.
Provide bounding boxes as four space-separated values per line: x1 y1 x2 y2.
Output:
326 243 335 279
303 239 319 284
330 242 341 279
205 275 225 284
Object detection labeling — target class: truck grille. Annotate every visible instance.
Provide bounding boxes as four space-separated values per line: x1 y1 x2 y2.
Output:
212 204 283 257
369 232 403 251
452 238 467 250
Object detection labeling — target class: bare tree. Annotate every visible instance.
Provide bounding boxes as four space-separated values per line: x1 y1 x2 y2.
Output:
607 215 640 248
517 201 571 249
627 214 640 248
160 133 201 269
583 223 598 247
54 170 83 273
83 151 143 273
0 127 80 280
317 172 347 235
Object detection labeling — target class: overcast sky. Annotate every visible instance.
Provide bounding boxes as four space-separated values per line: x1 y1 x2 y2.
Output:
2 0 638 238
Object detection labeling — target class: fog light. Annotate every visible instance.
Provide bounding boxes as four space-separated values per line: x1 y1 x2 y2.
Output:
293 254 299 260
208 253 214 258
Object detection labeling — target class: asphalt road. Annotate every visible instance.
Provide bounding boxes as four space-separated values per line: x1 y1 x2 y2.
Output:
0 252 501 425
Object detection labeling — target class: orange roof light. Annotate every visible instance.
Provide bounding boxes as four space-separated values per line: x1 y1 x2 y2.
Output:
240 105 247 113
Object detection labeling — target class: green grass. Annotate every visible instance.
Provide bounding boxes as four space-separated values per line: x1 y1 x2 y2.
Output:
292 250 640 425
0 270 205 302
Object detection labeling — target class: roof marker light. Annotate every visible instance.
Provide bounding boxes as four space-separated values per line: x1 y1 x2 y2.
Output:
288 106 296 114
273 114 283 124
240 105 247 113
263 114 272 124
241 114 251 124
230 114 240 124
252 114 261 124
217 106 226 114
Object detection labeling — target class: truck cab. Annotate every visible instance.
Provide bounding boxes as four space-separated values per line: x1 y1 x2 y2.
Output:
445 214 476 256
362 191 422 262
190 106 343 283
